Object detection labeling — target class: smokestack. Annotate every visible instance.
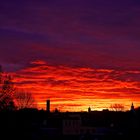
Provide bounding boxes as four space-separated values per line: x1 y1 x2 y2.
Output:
46 99 50 113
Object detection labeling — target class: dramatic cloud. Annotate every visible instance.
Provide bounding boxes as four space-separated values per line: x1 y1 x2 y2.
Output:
11 61 140 111
0 0 140 111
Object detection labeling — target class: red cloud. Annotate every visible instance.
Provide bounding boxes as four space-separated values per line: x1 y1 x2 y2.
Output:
10 60 140 111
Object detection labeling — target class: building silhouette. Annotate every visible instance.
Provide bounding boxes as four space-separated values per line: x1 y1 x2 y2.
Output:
46 99 50 113
88 107 91 112
130 102 134 112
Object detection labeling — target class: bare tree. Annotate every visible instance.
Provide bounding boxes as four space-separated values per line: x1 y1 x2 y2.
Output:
110 103 125 111
0 65 2 83
0 67 16 111
14 90 37 109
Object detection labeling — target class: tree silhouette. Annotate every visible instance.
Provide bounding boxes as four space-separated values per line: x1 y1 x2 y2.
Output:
0 66 16 110
14 90 37 109
0 77 15 110
110 103 125 111
0 65 2 83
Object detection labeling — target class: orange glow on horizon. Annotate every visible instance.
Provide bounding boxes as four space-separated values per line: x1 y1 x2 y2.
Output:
11 60 140 112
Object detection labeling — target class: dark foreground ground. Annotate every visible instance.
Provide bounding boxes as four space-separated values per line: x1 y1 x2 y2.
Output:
0 109 140 140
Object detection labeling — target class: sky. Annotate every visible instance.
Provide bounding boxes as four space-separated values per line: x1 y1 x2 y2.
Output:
0 0 140 111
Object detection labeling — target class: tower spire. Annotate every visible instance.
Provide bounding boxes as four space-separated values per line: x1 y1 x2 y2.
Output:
130 102 134 111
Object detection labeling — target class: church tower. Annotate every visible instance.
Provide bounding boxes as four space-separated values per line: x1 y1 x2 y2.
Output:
130 102 134 112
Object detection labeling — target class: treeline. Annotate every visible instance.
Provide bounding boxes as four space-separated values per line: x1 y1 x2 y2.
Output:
0 65 36 111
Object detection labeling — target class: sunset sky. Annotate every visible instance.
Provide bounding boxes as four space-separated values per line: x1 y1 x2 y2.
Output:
0 0 140 111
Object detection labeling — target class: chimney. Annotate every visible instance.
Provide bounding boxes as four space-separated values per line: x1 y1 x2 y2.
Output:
46 99 50 113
